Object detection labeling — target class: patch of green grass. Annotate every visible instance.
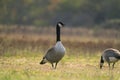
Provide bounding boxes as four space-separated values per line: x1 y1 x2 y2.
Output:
0 55 120 80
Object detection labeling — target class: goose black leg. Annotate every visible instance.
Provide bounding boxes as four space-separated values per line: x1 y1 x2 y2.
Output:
55 63 58 69
51 63 54 68
112 62 115 69
108 63 111 70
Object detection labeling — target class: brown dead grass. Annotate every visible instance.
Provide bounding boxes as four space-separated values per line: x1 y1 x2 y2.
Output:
0 26 120 56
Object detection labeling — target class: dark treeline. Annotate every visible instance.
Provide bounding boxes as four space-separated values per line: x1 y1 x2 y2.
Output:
0 0 120 28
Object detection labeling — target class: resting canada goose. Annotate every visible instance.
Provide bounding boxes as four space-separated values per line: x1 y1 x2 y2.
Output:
100 48 120 69
40 22 66 69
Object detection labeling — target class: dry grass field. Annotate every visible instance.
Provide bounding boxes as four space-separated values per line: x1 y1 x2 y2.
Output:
0 25 120 80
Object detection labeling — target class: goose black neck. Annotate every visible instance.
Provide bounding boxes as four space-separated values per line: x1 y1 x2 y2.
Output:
100 56 104 63
116 55 120 59
56 25 61 42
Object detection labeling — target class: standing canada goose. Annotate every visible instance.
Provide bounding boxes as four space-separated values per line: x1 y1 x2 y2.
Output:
100 48 120 69
40 22 66 69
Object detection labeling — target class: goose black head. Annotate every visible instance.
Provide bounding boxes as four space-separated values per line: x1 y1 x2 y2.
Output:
100 56 104 69
57 22 64 27
40 57 47 64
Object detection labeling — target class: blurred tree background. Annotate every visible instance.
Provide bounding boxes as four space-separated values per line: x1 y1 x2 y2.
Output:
0 0 120 28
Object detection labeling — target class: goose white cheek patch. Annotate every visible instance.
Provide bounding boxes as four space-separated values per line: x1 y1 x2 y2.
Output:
43 58 48 62
58 23 63 27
